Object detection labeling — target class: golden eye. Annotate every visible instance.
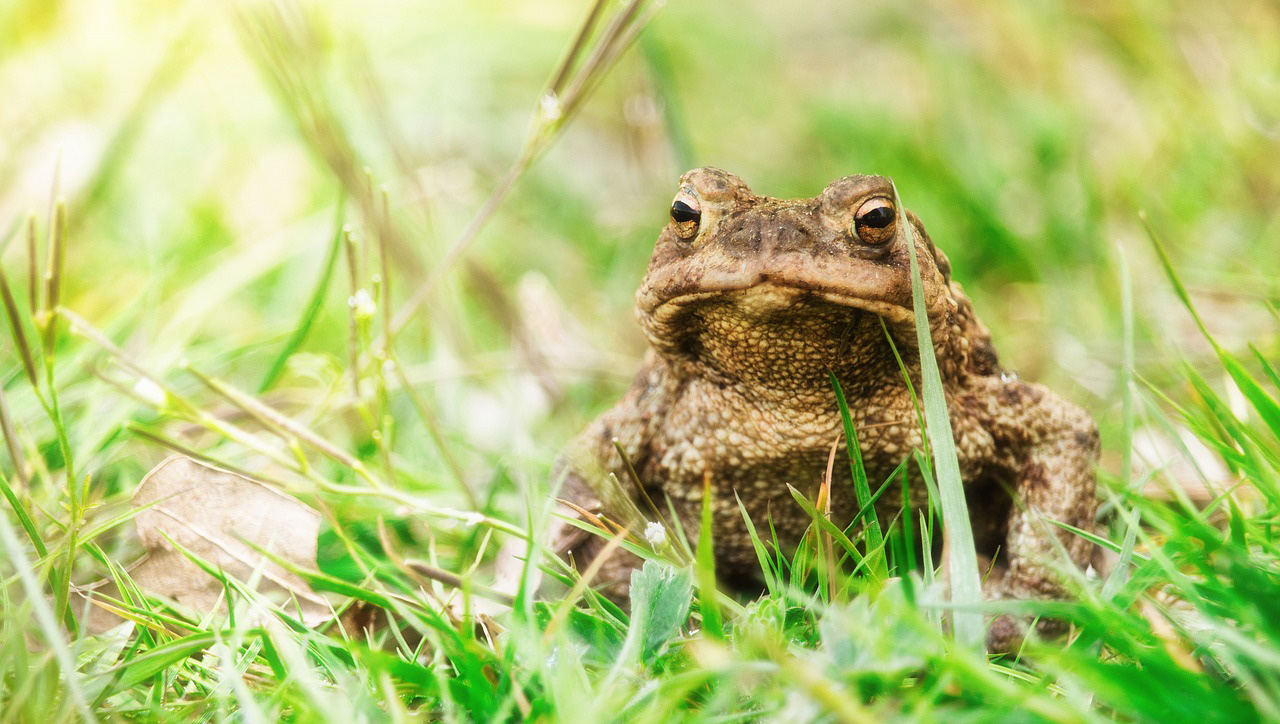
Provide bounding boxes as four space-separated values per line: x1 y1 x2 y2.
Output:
853 197 896 245
670 189 702 241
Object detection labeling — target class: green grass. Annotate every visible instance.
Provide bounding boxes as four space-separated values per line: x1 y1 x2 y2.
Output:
3 0 1280 721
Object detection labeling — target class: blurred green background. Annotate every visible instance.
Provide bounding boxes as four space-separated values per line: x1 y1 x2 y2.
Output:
1 0 1278 506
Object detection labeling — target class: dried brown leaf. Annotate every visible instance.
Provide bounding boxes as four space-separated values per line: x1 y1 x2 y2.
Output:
82 456 329 633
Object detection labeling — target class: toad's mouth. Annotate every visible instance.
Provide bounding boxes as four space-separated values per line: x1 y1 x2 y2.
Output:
645 280 916 329
639 282 910 383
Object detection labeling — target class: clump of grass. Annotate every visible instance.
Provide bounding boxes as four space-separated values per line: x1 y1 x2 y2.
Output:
4 230 1280 718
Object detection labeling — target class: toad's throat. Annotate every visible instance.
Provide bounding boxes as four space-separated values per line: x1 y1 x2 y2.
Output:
646 285 901 389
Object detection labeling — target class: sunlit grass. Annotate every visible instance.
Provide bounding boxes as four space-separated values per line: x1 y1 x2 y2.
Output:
2 0 1279 721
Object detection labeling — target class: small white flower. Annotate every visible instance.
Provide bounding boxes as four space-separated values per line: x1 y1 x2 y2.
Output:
644 521 667 547
132 378 167 408
348 289 376 319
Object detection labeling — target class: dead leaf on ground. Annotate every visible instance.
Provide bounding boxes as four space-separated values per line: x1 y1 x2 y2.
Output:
80 455 329 634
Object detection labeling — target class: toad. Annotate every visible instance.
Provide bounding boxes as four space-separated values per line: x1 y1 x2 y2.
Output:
554 167 1098 650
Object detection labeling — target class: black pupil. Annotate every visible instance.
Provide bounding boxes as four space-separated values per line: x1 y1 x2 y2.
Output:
671 200 700 224
858 205 894 228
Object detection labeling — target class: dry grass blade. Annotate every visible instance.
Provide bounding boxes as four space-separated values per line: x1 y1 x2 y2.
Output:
0 265 38 387
404 560 516 608
58 308 179 399
342 226 364 401
24 213 38 312
61 310 347 485
126 424 272 485
183 364 382 488
388 354 478 509
559 497 632 541
40 201 66 356
613 437 666 526
386 0 662 339
548 0 608 96
821 436 839 598
556 0 658 123
236 3 422 279
0 384 30 491
543 527 630 643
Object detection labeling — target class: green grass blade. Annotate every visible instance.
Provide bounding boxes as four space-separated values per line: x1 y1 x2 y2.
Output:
1145 218 1280 444
787 483 866 567
639 32 695 170
898 462 916 575
0 511 96 722
0 472 46 558
1251 344 1280 393
1046 516 1149 564
259 200 344 392
1104 246 1140 600
1221 350 1280 443
94 632 219 692
829 371 887 580
850 457 909 535
695 473 723 640
893 181 982 649
735 491 780 596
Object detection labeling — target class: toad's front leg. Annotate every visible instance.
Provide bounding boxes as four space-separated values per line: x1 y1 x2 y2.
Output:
549 356 676 602
971 378 1099 651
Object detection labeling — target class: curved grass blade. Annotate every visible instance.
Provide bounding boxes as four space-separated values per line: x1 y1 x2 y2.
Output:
829 371 887 580
892 180 983 649
0 511 95 722
1145 215 1280 444
259 199 344 392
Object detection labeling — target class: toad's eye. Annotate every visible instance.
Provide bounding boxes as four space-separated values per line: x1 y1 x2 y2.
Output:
670 190 702 240
853 197 896 245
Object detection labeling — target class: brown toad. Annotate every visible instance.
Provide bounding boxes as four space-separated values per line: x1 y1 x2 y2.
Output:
554 167 1098 650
